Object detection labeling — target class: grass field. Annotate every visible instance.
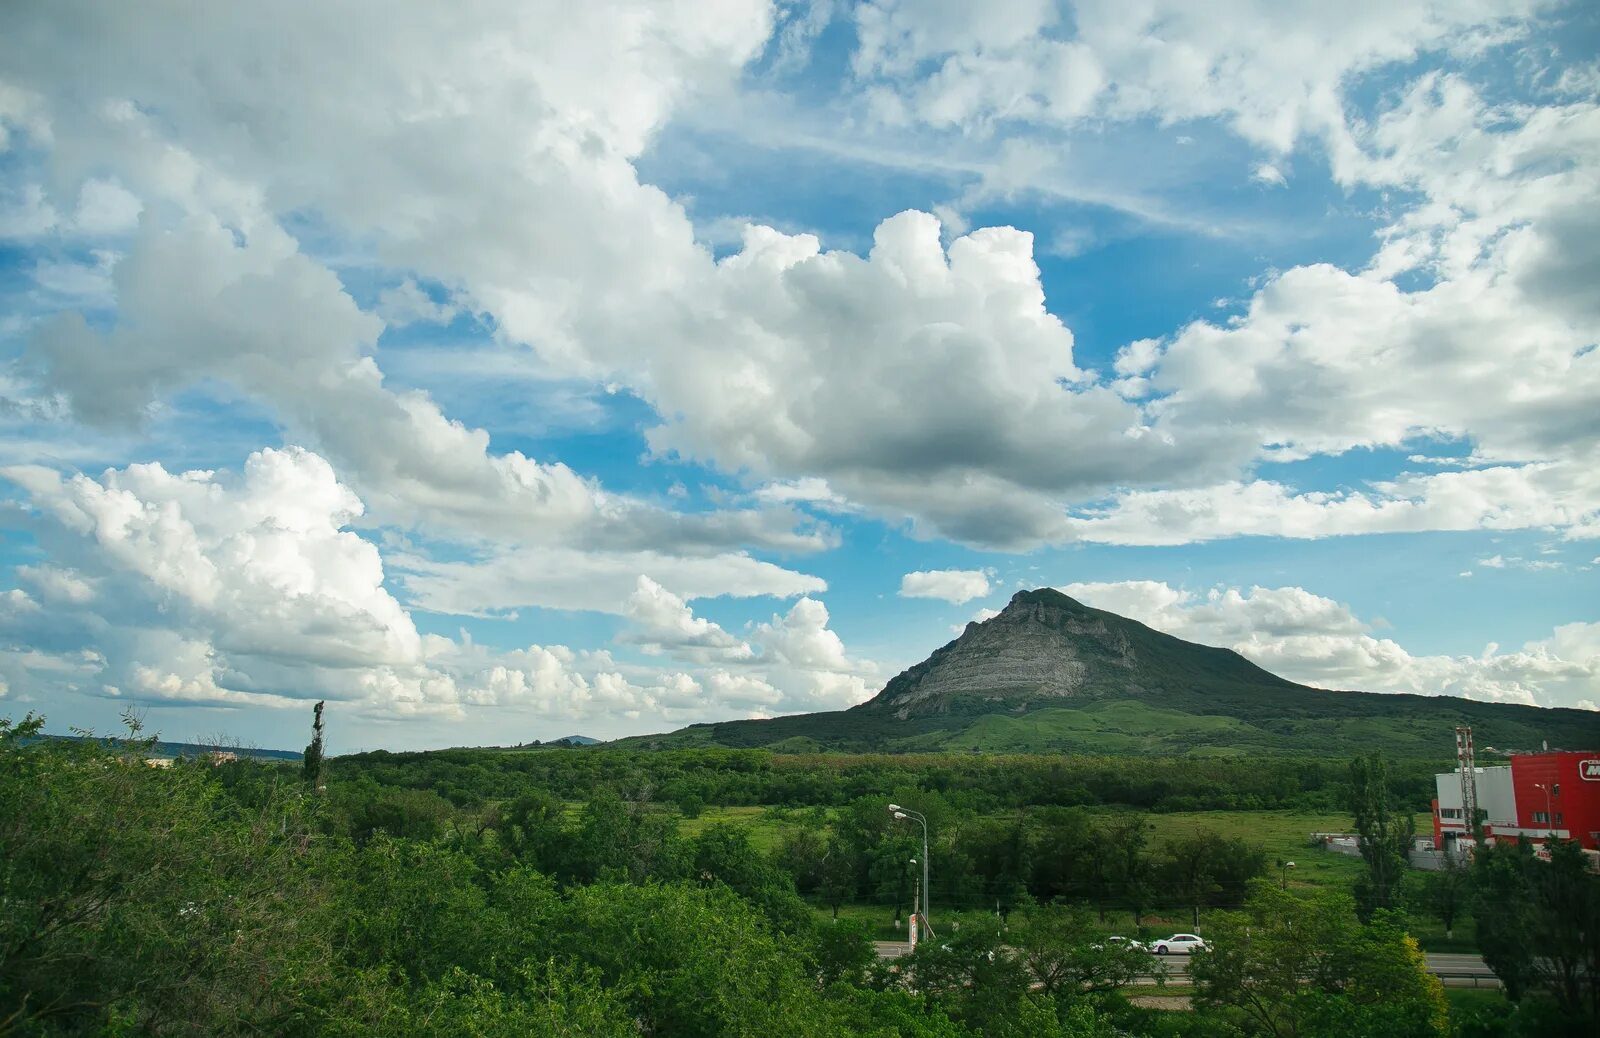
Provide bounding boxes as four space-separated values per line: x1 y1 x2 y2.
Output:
1443 988 1508 1019
676 805 791 852
681 804 1432 896
1116 808 1435 894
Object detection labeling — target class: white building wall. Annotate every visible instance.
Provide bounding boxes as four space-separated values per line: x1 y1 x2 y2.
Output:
1478 768 1517 828
1436 767 1515 831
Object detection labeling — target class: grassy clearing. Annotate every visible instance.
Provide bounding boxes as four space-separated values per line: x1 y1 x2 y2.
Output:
1444 988 1508 1015
1129 809 1369 894
1409 916 1480 953
676 804 791 852
813 902 913 940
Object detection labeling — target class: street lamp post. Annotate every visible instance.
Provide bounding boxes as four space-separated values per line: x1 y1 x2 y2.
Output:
1279 860 1296 889
889 804 930 939
1534 783 1555 840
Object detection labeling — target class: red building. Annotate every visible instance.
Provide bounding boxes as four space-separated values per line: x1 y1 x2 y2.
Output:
1431 750 1600 852
1507 751 1600 850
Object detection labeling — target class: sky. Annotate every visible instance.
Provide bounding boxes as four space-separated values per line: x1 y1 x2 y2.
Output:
0 1 1596 753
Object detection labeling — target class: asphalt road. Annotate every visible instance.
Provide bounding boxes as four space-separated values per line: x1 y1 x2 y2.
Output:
873 942 1498 986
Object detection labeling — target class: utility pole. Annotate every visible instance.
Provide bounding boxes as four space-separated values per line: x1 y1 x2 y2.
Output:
909 874 920 954
890 804 930 937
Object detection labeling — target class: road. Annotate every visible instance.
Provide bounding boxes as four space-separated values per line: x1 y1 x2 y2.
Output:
873 943 1500 987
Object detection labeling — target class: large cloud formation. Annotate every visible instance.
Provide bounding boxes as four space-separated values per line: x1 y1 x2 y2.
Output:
0 449 875 729
5 1 1593 553
0 2 1593 728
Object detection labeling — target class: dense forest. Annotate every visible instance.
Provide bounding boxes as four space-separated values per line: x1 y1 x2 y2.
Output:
3 713 1597 1037
332 745 1447 814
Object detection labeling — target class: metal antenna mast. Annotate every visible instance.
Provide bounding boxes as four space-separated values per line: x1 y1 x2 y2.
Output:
1455 726 1479 845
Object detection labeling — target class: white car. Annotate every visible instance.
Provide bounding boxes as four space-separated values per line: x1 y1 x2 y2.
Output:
1089 937 1140 952
1152 934 1207 955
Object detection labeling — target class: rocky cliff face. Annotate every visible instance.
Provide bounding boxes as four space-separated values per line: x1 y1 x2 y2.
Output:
863 587 1290 720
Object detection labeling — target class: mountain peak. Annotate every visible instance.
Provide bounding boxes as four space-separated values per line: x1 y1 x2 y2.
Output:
863 586 1294 720
1003 586 1087 611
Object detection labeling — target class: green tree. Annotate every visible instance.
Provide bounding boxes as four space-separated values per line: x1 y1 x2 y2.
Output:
1029 807 1097 903
967 816 1032 918
1190 882 1446 1038
565 788 689 885
1347 754 1413 921
339 836 513 983
1206 835 1269 910
1097 814 1154 926
356 962 638 1038
1163 831 1221 930
495 789 567 873
1473 838 1600 1022
0 714 338 1036
812 919 876 988
551 881 841 1037
775 821 828 895
820 835 855 921
818 985 969 1038
899 917 1033 1034
869 834 920 931
1403 852 1470 939
339 783 459 845
1013 902 1153 997
692 822 811 933
302 699 325 789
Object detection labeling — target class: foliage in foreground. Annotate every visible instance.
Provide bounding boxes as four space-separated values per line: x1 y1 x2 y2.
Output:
1190 882 1447 1037
1 714 1163 1036
7 712 1599 1037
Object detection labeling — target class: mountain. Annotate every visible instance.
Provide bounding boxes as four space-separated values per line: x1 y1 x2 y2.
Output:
867 588 1300 718
612 588 1600 758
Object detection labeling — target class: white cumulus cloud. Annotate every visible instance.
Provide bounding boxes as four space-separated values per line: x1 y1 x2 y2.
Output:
900 568 993 603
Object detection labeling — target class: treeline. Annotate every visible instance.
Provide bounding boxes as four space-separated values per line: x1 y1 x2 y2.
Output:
331 746 1446 813
771 799 1267 926
305 776 1272 925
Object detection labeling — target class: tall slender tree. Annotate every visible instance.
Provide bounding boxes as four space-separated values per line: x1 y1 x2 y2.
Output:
1348 753 1413 921
302 700 325 790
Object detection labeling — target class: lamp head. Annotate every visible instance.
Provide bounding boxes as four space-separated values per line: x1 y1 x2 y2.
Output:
888 803 902 812
894 811 908 820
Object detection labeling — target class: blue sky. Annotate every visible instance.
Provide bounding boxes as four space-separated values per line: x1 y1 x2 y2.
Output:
0 1 1596 752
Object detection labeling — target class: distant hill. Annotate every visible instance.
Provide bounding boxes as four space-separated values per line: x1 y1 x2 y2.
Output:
36 733 301 762
612 588 1600 757
555 735 599 745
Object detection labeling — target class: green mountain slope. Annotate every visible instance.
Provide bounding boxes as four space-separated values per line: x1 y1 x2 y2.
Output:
612 588 1600 756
